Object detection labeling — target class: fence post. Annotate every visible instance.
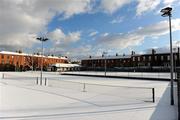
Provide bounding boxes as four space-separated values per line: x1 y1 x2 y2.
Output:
2 73 4 79
152 88 155 103
36 77 38 85
45 78 47 86
40 77 42 86
177 71 180 120
83 83 86 92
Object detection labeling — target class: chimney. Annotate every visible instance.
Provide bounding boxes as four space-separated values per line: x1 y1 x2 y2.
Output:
152 49 156 54
131 51 135 55
89 55 91 58
18 50 22 53
116 53 118 56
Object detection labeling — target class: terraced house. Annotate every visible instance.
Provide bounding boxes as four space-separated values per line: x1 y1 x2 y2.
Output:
0 51 68 71
81 48 180 72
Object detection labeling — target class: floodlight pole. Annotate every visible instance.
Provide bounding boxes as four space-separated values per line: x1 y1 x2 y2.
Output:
105 56 107 76
32 53 34 71
36 37 49 85
161 7 174 105
169 12 174 105
40 40 43 85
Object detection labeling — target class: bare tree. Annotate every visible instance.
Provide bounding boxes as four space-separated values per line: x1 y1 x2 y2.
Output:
25 56 39 70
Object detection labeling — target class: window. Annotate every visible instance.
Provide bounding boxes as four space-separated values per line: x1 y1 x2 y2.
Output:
167 55 170 61
138 57 140 61
155 56 157 61
6 60 10 64
132 57 135 61
175 55 177 60
7 56 10 59
161 56 164 61
1 55 4 59
143 56 146 61
1 60 4 64
149 56 151 61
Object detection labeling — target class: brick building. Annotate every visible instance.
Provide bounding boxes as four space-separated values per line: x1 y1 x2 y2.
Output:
0 51 68 71
81 48 180 72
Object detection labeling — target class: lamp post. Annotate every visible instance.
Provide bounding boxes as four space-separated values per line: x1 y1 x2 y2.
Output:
36 37 49 85
174 48 176 76
103 52 108 76
31 52 34 71
161 7 174 105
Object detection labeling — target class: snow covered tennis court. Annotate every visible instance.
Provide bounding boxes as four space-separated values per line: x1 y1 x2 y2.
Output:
0 71 177 120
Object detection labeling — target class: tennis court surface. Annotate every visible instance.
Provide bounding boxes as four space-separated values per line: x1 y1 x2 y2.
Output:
0 72 177 120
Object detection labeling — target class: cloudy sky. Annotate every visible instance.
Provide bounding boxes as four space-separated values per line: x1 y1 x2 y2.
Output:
0 0 180 59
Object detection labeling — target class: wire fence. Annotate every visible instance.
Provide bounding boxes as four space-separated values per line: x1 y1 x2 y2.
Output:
61 71 174 79
2 73 38 86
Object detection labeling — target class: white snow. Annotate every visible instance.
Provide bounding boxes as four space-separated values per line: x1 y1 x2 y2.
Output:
0 71 178 120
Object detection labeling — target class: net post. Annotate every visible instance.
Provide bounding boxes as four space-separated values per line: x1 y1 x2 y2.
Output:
40 77 42 86
2 73 4 79
83 83 86 92
152 88 155 103
36 77 38 85
45 77 47 86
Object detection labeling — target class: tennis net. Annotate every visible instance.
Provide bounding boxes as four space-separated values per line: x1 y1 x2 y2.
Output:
1 72 38 86
47 77 155 103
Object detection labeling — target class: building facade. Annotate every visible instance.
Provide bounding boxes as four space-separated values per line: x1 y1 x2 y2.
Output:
0 51 68 71
81 49 180 72
49 63 80 72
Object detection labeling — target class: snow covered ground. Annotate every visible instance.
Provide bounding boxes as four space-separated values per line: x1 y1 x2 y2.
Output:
0 71 178 120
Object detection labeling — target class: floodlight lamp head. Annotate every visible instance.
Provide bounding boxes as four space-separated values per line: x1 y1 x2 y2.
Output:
43 38 49 41
160 7 172 13
160 7 172 17
36 37 42 40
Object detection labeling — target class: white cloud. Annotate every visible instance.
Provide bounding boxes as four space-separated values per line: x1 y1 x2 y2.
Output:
145 40 180 54
101 33 109 37
89 31 98 37
136 0 161 16
110 16 124 24
48 28 81 45
163 0 178 6
100 0 131 14
98 33 145 49
97 19 180 49
47 44 93 60
0 0 91 50
145 47 169 53
172 40 180 48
